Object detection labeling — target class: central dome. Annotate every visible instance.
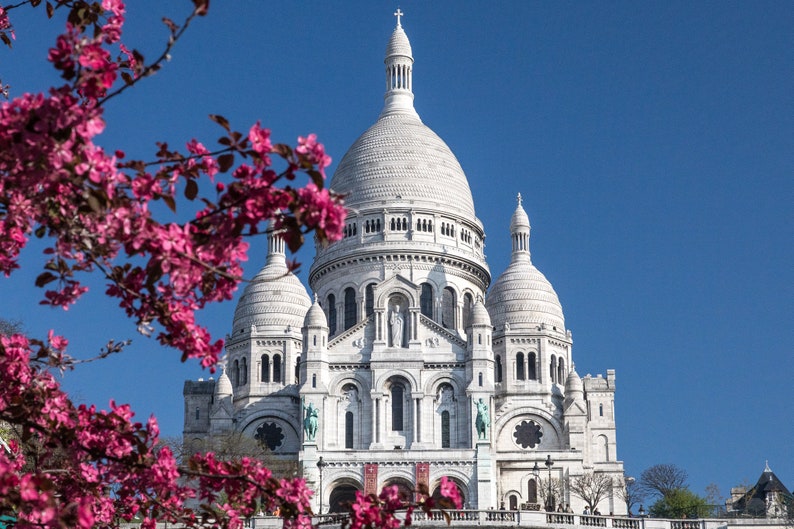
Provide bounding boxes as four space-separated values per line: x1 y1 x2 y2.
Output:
329 112 476 219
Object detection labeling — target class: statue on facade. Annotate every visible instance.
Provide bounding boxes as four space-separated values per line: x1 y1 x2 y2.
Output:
390 304 404 348
475 398 490 440
303 400 319 442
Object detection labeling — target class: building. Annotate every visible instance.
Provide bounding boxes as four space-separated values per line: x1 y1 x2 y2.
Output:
183 14 625 514
727 463 792 519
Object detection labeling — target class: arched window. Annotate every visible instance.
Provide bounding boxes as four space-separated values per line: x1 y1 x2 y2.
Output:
528 352 537 380
420 283 433 318
312 374 317 388
240 357 247 385
528 479 538 503
345 412 354 449
510 495 518 511
478 372 483 386
390 218 396 231
261 355 270 382
462 293 473 330
391 384 404 431
441 410 450 448
557 358 565 384
344 287 357 330
599 403 604 417
441 287 455 329
516 352 526 380
365 284 375 317
495 355 503 383
326 293 337 335
273 354 282 383
294 355 301 384
232 359 239 386
550 355 557 384
195 407 200 421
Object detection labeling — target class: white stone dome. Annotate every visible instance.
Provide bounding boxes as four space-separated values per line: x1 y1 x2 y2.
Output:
471 300 492 327
215 366 233 398
304 297 328 328
329 113 476 219
486 196 565 331
231 232 311 335
385 22 412 59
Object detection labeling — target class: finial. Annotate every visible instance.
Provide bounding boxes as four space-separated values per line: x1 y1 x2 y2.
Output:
394 8 404 27
313 292 318 303
765 460 772 472
517 192 522 206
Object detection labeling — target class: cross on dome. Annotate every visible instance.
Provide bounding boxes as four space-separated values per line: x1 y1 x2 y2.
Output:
394 8 404 26
517 192 523 206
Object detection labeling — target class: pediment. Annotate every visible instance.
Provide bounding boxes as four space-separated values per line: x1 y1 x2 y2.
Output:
418 314 467 352
328 314 375 353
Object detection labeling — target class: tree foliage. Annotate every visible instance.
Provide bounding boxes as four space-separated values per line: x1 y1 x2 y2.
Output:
568 472 614 512
0 1 462 528
640 464 688 499
649 488 710 519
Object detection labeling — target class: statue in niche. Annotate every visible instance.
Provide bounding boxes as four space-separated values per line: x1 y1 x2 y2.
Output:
475 398 490 440
390 304 404 348
344 386 358 405
302 399 319 442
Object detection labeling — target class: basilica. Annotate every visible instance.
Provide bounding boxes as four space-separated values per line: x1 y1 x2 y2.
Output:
183 14 624 514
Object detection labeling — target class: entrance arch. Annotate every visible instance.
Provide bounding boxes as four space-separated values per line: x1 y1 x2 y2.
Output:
329 483 361 513
431 478 466 508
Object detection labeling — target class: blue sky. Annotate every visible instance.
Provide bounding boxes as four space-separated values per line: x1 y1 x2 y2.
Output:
1 1 792 505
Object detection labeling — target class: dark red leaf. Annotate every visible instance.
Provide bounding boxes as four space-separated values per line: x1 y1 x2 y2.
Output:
184 179 199 200
35 272 58 288
209 114 230 132
218 154 235 173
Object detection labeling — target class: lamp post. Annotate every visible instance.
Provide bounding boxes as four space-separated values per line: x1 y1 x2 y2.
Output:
532 461 540 506
545 455 554 511
316 457 328 515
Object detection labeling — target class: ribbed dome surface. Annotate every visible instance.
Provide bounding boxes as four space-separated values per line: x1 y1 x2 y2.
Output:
385 24 412 58
215 367 233 397
329 113 476 219
304 299 328 328
232 256 311 334
486 257 565 331
471 301 492 327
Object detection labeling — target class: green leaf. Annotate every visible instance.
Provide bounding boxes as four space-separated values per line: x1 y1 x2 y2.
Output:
209 114 230 132
218 154 235 173
184 179 199 200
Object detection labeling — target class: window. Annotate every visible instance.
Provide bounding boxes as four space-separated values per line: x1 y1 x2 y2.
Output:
557 358 565 384
327 293 337 334
599 403 604 417
345 412 354 449
391 384 404 431
528 479 538 503
478 372 483 386
516 352 525 380
312 374 317 388
261 355 270 382
510 495 518 511
441 410 450 448
273 354 282 383
550 355 557 384
294 355 301 384
195 407 200 421
420 283 433 318
233 359 239 386
528 352 537 380
495 355 503 383
365 284 375 317
441 287 455 329
344 287 357 330
462 293 473 330
240 357 247 385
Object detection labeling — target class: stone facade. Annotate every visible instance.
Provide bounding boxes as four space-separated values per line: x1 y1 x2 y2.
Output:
183 15 625 514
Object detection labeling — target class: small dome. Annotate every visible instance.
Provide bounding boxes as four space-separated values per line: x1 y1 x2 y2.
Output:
231 233 311 334
215 366 233 398
511 193 530 230
304 297 328 328
565 366 583 395
486 260 565 331
471 300 492 327
385 24 412 59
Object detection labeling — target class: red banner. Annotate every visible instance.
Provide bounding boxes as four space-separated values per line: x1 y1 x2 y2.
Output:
415 462 430 502
364 463 379 496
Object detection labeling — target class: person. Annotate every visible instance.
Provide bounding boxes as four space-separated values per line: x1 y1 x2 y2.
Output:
390 305 403 347
557 504 564 512
566 504 573 513
593 508 601 516
583 506 591 515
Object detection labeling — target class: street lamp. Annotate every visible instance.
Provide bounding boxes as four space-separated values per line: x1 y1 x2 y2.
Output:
316 457 328 515
545 455 554 511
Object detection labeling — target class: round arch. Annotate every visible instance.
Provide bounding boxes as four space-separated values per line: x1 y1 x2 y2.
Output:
328 478 362 513
430 475 468 509
373 370 420 393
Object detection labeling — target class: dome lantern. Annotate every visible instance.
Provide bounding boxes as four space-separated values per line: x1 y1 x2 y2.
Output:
382 9 418 118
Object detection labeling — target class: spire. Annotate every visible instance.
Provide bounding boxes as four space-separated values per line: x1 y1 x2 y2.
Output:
381 10 418 118
510 193 531 261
